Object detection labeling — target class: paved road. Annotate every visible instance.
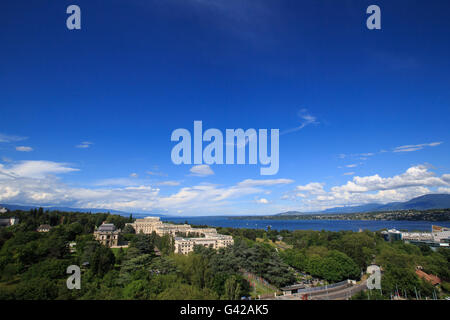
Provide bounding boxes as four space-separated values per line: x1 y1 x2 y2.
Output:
273 281 367 300
311 281 367 300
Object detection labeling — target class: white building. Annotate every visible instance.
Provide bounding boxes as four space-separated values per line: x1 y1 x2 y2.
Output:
127 217 234 254
174 234 234 255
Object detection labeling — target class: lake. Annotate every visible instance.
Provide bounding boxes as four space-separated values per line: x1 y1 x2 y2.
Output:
156 216 450 232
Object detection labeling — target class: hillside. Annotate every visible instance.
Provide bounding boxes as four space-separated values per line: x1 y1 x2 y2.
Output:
277 194 450 215
0 203 164 217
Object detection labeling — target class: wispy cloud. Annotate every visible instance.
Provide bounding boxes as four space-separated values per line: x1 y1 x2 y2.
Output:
0 133 27 143
338 141 443 160
0 160 78 179
393 142 443 153
155 181 181 186
15 146 33 152
76 141 93 149
238 178 293 187
189 164 214 177
146 171 168 177
94 177 142 187
177 0 274 41
281 109 318 135
339 152 375 159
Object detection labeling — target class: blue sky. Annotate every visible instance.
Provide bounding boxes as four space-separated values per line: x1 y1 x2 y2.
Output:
1 0 450 215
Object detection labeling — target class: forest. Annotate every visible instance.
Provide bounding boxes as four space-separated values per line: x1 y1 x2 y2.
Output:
0 209 449 300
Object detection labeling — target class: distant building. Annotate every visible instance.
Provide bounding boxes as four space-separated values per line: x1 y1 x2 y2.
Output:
37 224 52 233
69 242 77 253
128 217 234 254
0 217 19 227
431 225 450 244
280 283 306 295
93 223 120 247
381 229 402 241
415 267 441 286
0 207 7 214
174 235 234 255
127 217 217 237
382 225 450 250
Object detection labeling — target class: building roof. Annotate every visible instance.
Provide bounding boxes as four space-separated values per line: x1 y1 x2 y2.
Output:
97 223 117 232
37 224 51 230
280 284 306 291
415 269 441 286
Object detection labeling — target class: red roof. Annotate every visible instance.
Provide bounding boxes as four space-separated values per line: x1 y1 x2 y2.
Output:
415 269 441 286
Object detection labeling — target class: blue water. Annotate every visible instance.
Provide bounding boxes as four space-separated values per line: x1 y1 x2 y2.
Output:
156 216 450 232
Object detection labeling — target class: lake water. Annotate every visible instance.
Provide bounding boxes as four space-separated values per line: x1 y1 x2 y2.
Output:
155 216 450 232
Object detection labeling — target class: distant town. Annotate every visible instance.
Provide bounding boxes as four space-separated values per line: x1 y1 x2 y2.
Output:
233 208 450 222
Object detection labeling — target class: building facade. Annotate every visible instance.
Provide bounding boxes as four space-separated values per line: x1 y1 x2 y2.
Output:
93 223 120 247
174 234 234 254
37 224 52 232
382 225 450 249
0 217 19 227
127 217 234 254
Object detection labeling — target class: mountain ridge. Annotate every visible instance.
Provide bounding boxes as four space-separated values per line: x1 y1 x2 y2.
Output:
277 194 450 216
0 203 166 217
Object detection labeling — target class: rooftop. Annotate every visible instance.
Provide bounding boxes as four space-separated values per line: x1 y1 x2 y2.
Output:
415 269 441 286
97 223 117 232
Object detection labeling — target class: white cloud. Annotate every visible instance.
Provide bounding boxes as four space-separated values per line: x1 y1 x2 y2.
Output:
332 165 446 193
296 182 326 195
437 187 450 194
339 152 375 159
339 141 443 160
76 141 93 149
15 146 33 152
294 164 450 211
393 142 442 153
0 161 78 179
238 178 294 187
281 109 319 135
256 198 269 204
95 178 141 187
147 171 168 177
343 172 355 176
1 159 449 216
189 165 214 176
130 173 138 178
155 181 181 186
0 162 283 214
0 133 27 143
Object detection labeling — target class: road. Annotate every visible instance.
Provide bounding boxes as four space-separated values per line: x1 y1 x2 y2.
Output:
272 281 367 300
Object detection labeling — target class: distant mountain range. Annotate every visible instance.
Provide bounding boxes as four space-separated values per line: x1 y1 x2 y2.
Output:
3 193 450 218
0 203 165 217
277 194 450 216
